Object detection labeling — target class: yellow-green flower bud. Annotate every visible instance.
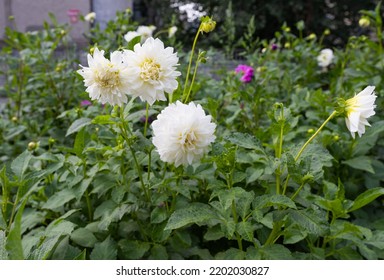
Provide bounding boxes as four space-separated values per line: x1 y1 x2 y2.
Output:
307 33 316 40
200 16 216 33
307 128 315 134
11 116 18 122
333 135 340 141
284 42 291 48
324 29 331 35
28 141 37 151
359 17 370 27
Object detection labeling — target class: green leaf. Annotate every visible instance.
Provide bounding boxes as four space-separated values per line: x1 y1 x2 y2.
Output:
73 128 85 157
343 156 375 174
253 194 296 209
150 244 168 260
42 189 76 210
150 207 168 224
127 35 141 50
118 240 150 260
11 150 32 180
0 230 8 260
165 203 217 230
28 235 65 260
90 236 117 260
92 115 115 125
215 248 245 260
348 187 384 212
74 249 87 260
5 199 26 259
287 209 329 236
66 118 92 137
71 228 98 248
236 221 255 242
225 132 264 151
259 244 293 260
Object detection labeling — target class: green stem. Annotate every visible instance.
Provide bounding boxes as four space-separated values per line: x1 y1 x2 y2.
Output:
184 57 200 103
226 173 243 250
275 106 284 195
282 110 337 195
290 181 305 201
119 107 150 202
182 29 200 102
143 102 149 137
84 190 93 221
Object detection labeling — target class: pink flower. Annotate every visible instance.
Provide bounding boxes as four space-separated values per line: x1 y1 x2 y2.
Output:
67 9 80 24
235 64 254 83
80 100 92 107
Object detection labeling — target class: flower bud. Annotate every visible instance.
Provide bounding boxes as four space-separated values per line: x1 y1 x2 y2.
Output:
11 116 18 122
359 17 370 27
324 29 331 35
307 33 316 40
28 141 37 151
200 16 216 33
284 42 291 48
307 128 314 134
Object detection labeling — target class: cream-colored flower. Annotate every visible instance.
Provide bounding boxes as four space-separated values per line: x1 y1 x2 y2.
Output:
137 25 156 41
151 101 216 167
77 47 131 106
317 48 334 68
123 37 181 105
168 26 178 38
345 86 377 138
84 12 96 23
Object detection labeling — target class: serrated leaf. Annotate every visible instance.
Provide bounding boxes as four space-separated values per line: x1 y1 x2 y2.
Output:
236 221 254 242
225 132 263 151
348 187 384 212
42 189 76 210
0 230 8 260
118 240 150 260
259 244 293 259
92 115 115 125
90 236 117 260
71 228 97 248
343 156 375 174
253 194 296 209
165 203 216 230
215 248 245 260
287 209 328 235
11 150 32 180
66 118 91 137
28 235 64 260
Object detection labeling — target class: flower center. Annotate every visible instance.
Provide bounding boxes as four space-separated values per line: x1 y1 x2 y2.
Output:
140 58 161 82
95 64 120 89
179 130 197 150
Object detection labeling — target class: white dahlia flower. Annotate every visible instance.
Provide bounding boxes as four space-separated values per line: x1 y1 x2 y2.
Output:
168 26 178 38
77 47 131 106
123 37 181 105
124 31 140 42
137 25 156 41
151 101 216 167
345 86 377 138
84 12 96 23
317 48 334 68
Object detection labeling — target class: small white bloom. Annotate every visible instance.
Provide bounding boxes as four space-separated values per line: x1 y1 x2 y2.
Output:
124 31 140 42
152 101 216 167
168 26 178 38
77 47 131 106
84 12 96 23
137 25 156 42
345 86 377 138
317 48 334 68
123 37 181 105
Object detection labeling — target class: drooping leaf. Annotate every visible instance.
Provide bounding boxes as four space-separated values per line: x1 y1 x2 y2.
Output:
66 118 92 136
71 228 98 248
90 236 117 260
5 200 27 260
165 203 217 230
253 194 296 210
343 156 375 174
225 132 264 151
42 189 76 210
118 240 150 260
348 187 384 212
287 209 329 236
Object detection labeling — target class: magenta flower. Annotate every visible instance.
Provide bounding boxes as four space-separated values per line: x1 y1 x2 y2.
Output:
80 100 92 107
235 64 254 83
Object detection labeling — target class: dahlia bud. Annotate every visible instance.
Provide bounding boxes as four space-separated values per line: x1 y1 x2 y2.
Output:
28 141 37 151
200 16 216 34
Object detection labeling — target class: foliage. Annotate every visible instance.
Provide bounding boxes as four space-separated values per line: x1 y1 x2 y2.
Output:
1 4 384 260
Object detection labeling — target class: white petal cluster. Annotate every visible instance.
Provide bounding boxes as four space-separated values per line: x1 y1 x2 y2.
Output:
84 12 96 23
152 101 216 167
77 48 131 106
168 26 178 38
123 37 181 105
345 86 377 138
317 48 334 68
124 25 156 43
